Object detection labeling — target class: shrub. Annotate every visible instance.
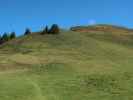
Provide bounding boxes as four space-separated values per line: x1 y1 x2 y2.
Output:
48 24 60 34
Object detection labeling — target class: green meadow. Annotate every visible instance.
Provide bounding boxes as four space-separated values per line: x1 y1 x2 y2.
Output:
0 26 133 100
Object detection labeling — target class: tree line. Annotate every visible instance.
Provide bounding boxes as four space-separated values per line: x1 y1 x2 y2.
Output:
0 24 60 44
0 32 16 44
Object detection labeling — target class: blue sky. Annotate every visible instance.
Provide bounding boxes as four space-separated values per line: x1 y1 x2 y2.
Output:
0 0 133 35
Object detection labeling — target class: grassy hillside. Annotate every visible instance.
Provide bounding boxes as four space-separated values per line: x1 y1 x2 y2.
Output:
0 26 133 100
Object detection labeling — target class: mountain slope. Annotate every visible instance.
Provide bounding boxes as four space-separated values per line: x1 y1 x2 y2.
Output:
0 26 133 100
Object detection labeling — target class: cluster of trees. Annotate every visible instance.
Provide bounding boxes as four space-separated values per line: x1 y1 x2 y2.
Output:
0 24 60 44
41 24 60 35
24 28 31 35
0 32 16 44
24 24 60 36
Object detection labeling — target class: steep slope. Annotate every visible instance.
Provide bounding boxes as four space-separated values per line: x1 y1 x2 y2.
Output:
0 27 133 100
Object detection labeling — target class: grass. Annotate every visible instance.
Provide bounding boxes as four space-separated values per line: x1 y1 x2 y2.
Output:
0 28 133 99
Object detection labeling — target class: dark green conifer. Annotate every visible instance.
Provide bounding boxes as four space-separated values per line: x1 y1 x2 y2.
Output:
10 32 16 39
41 26 48 35
2 33 9 42
49 24 60 34
24 28 31 35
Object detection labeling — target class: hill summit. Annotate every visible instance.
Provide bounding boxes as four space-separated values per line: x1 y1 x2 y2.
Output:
71 24 133 34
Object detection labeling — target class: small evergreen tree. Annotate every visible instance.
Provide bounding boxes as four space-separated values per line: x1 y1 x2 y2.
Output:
41 26 48 35
24 28 31 35
2 33 10 42
49 24 60 34
10 32 16 39
0 35 3 44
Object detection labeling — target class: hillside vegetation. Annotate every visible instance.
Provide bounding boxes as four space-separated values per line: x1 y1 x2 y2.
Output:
0 25 133 100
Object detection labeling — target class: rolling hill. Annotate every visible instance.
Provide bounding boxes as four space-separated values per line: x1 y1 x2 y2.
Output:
0 25 133 100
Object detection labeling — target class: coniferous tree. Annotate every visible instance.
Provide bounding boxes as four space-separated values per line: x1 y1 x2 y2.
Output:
41 26 48 35
10 32 16 39
2 33 10 42
24 28 31 35
0 35 3 44
49 24 60 34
